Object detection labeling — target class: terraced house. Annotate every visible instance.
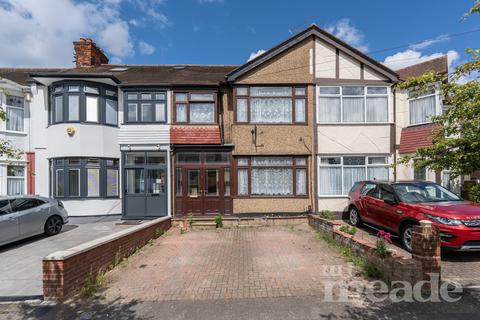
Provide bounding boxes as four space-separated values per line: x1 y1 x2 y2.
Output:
0 24 452 218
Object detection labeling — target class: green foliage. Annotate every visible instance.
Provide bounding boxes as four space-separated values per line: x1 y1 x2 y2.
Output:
318 210 336 220
189 215 195 228
339 224 357 235
214 215 223 228
397 48 480 177
469 184 480 203
316 232 388 282
154 228 164 238
80 273 107 298
375 238 390 259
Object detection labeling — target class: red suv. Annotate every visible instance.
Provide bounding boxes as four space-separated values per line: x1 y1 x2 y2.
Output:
348 181 480 252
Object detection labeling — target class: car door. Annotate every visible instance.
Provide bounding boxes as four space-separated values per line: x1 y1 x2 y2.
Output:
362 184 388 228
376 185 404 232
357 182 377 222
12 198 47 237
0 199 18 245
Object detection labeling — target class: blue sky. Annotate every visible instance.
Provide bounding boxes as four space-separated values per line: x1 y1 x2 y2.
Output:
0 0 478 70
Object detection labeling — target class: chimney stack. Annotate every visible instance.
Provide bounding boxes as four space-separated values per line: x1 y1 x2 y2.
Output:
73 38 109 68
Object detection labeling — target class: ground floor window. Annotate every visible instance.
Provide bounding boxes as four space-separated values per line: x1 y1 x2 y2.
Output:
236 156 308 197
7 165 25 195
50 157 119 199
413 159 427 181
318 155 389 196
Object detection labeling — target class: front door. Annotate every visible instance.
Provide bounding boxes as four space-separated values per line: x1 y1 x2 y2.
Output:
123 151 168 219
174 150 232 216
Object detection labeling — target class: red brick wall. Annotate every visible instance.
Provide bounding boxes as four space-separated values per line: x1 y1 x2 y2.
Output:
308 215 440 284
43 218 171 300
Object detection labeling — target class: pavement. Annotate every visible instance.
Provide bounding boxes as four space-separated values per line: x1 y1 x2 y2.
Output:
0 215 132 300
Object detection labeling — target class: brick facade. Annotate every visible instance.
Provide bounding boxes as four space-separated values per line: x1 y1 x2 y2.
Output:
43 218 171 300
73 38 109 67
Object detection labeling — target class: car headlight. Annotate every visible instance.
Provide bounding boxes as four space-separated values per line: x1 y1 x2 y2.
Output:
425 214 462 226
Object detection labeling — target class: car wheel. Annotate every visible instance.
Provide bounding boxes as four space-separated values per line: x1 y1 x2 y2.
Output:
44 216 63 236
348 207 362 227
401 224 414 252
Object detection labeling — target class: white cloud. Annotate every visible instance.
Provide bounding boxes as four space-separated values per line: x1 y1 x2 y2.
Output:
139 40 155 55
146 8 170 28
247 49 266 62
383 49 459 70
325 19 368 52
197 0 224 3
0 0 134 66
129 18 139 26
409 34 450 51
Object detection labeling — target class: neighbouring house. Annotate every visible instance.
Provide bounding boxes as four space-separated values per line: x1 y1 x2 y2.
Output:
0 24 454 218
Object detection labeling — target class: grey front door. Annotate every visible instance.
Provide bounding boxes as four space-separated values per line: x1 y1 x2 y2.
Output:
0 200 18 244
123 151 168 219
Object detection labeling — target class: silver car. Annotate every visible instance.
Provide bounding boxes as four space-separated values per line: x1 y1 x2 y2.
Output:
0 195 69 246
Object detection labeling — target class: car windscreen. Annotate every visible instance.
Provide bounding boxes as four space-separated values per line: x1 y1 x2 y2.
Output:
392 183 462 203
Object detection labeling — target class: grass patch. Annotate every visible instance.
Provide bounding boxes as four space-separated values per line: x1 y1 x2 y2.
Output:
316 231 389 284
80 273 107 298
339 224 357 235
318 210 336 220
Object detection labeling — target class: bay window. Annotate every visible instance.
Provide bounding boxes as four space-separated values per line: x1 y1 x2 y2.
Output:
7 166 25 195
236 157 308 196
174 92 216 124
124 91 167 123
50 157 119 199
5 95 25 132
317 86 389 123
235 86 307 124
409 89 437 125
318 155 389 196
50 81 118 126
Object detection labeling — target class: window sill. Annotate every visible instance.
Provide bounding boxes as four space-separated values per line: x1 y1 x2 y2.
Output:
233 195 309 199
317 195 349 198
0 130 28 136
407 122 435 127
47 122 120 129
317 122 393 126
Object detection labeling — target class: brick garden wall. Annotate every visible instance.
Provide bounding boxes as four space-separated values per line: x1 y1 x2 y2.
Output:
43 217 171 300
308 215 440 284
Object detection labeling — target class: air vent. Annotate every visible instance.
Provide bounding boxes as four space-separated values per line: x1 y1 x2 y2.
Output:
110 67 129 72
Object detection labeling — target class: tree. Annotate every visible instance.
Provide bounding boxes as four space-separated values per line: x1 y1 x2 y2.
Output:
0 89 23 160
396 2 480 179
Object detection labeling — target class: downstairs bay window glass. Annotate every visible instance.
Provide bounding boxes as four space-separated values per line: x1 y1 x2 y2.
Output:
51 158 119 199
7 166 25 196
296 169 307 195
318 156 389 196
252 168 293 195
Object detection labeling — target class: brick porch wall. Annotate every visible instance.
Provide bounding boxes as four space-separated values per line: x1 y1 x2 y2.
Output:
43 217 171 300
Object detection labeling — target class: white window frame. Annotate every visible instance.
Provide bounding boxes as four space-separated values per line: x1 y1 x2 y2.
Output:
316 86 391 124
407 88 441 126
317 155 390 197
6 165 26 196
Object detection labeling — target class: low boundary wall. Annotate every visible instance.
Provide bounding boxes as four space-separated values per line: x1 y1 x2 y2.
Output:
43 217 171 300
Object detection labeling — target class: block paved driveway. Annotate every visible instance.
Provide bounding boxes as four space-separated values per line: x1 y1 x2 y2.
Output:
0 216 131 299
104 225 361 302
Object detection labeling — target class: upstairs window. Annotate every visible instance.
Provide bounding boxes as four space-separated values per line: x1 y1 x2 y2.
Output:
409 89 437 125
50 82 118 126
235 86 306 124
4 95 24 132
174 92 216 124
317 86 389 123
125 91 167 123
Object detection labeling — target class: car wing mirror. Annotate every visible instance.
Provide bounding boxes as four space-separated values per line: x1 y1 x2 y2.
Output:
384 199 398 206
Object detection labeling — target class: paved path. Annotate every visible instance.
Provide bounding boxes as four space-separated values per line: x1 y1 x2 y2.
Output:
0 216 131 299
105 225 361 301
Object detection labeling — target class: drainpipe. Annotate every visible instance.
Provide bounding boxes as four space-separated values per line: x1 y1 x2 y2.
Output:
392 87 397 182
